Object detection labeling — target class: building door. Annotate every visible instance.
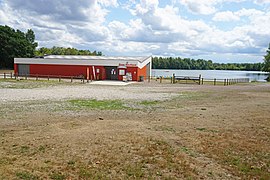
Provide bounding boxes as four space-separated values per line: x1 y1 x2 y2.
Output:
105 66 118 80
18 64 30 76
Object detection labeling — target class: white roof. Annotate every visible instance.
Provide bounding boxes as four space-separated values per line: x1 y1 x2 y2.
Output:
44 55 150 63
14 55 152 69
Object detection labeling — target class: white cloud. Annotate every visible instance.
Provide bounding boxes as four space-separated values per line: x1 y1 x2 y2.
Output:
255 0 270 5
236 8 264 17
0 0 112 48
213 11 240 21
0 0 269 62
179 0 219 15
98 0 119 7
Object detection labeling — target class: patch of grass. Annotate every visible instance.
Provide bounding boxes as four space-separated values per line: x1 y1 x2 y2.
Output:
0 78 80 89
38 145 46 153
50 172 66 180
67 160 75 166
20 145 30 153
140 100 159 106
16 171 38 180
180 146 197 157
181 146 190 153
125 164 144 178
155 126 176 133
0 157 14 165
69 99 129 110
196 127 218 133
196 127 207 131
78 167 105 179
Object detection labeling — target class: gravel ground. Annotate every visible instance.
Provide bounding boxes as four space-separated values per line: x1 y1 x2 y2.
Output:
0 83 182 102
0 80 269 179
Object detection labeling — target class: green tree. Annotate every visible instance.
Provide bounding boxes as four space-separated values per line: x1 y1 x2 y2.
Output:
263 43 270 81
0 25 38 69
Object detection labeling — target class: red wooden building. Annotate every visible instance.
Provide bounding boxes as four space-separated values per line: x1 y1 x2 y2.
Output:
14 55 152 81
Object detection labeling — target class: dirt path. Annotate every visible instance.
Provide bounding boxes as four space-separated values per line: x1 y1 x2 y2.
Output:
0 81 269 179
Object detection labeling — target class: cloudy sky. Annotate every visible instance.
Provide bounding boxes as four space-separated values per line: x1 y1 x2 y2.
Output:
0 0 270 63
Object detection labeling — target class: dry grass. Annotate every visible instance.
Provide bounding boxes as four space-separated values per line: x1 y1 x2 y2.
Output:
0 81 269 179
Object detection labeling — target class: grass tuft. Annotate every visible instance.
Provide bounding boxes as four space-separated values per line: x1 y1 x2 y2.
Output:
140 100 159 106
50 172 66 180
69 99 129 110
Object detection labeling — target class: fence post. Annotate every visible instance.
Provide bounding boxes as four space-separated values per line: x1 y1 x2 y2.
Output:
48 76 49 81
59 76 61 82
10 72 12 79
25 74 27 80
4 73 6 79
71 76 73 83
224 79 226 86
160 76 162 83
214 78 216 86
36 75 38 81
198 75 201 85
202 78 204 85
173 73 175 84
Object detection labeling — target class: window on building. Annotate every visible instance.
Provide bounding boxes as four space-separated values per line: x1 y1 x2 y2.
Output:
119 69 125 75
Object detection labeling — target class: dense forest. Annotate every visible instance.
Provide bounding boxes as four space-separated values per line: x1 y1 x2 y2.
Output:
0 25 268 73
152 57 264 71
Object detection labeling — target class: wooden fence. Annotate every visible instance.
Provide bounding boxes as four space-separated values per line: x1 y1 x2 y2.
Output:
1 73 250 86
141 75 249 86
0 73 87 83
200 78 249 86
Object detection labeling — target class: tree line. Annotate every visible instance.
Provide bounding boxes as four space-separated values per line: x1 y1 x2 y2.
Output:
152 57 264 71
35 47 102 56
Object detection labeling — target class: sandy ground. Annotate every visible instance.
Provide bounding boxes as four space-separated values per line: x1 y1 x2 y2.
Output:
0 79 269 179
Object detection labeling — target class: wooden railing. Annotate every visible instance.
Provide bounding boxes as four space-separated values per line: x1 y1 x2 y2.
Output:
0 73 88 83
1 73 250 86
140 75 250 86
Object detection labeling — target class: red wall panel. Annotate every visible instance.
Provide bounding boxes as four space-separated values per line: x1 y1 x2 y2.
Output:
18 63 147 81
94 66 106 80
14 64 18 75
30 64 87 77
138 65 147 78
29 64 107 80
126 67 138 81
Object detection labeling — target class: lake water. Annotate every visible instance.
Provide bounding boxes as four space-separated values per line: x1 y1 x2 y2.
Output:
152 69 269 82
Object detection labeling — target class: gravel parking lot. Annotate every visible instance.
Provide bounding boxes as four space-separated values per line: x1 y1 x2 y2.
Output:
0 82 182 102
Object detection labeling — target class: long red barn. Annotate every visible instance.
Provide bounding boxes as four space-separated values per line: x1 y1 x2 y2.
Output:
14 55 152 81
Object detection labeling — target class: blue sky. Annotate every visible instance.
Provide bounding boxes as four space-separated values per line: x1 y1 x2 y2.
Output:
0 0 270 63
